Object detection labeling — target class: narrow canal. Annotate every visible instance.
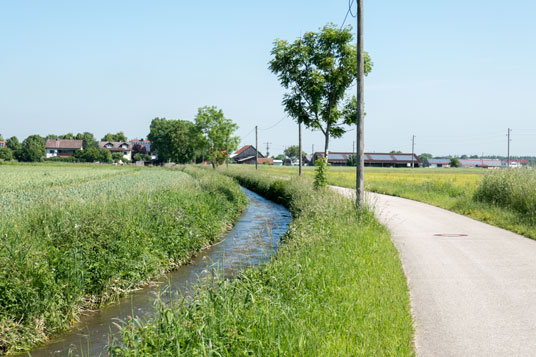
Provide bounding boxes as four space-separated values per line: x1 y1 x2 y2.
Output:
29 187 291 356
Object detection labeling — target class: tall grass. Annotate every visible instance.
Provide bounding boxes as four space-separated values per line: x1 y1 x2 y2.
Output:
0 166 246 353
110 168 414 356
475 169 536 222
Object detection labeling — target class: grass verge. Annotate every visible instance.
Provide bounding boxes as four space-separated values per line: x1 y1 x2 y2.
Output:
0 167 246 354
110 168 414 356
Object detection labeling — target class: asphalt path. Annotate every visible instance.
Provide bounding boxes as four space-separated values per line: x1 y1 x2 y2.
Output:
332 186 536 357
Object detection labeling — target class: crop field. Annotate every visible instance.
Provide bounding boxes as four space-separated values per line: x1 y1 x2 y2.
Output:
0 164 246 353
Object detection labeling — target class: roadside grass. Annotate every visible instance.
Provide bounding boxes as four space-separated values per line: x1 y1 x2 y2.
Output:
0 165 246 353
243 165 536 239
110 167 414 356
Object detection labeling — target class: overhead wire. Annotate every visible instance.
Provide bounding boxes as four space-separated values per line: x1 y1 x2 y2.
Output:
340 0 355 30
258 116 288 131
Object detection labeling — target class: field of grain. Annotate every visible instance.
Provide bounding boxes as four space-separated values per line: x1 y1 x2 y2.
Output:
0 164 246 353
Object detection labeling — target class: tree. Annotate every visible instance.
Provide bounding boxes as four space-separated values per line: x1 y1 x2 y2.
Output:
59 133 75 140
269 23 373 158
0 134 4 141
20 135 45 162
194 106 240 169
75 132 98 149
419 153 433 162
450 158 460 168
6 136 22 159
148 118 203 163
284 145 307 162
75 148 112 163
0 147 13 160
460 154 468 159
274 154 286 161
111 152 124 162
390 150 403 154
133 153 151 162
347 154 357 166
101 132 128 142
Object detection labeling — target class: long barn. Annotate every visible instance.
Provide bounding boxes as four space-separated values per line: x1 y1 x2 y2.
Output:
312 152 421 167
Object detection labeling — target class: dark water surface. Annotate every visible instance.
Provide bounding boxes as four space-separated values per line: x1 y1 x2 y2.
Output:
28 187 291 356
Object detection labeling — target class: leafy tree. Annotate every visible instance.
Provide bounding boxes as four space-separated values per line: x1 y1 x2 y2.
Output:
314 158 329 189
148 118 203 163
20 135 45 162
59 133 75 140
460 154 468 159
274 154 285 161
284 145 307 162
419 153 433 162
6 136 21 151
450 158 460 168
470 155 479 159
269 23 372 158
194 106 239 169
390 150 403 154
0 134 4 141
46 134 58 140
111 152 124 162
133 153 151 162
347 154 357 166
75 132 98 149
101 132 128 142
0 147 13 160
74 148 112 163
132 143 148 155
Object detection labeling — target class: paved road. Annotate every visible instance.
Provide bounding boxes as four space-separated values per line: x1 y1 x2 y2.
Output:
332 187 536 357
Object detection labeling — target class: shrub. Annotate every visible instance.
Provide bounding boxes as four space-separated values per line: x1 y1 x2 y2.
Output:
313 157 328 189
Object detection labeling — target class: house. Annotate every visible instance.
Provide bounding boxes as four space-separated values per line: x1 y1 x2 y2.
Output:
503 159 529 168
425 158 451 168
45 139 83 158
99 141 132 161
232 145 265 164
312 152 421 167
131 139 157 160
458 159 502 168
0 141 5 148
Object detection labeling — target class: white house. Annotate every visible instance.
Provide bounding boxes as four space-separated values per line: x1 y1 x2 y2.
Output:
99 141 132 161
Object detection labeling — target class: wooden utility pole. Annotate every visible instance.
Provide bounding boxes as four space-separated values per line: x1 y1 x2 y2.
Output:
356 0 365 207
255 125 258 170
226 138 229 168
507 128 511 168
299 122 303 176
411 135 416 168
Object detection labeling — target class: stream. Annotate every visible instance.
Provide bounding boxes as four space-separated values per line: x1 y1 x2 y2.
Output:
28 187 291 356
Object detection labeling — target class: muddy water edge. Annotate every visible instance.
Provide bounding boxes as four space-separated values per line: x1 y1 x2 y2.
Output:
27 187 291 356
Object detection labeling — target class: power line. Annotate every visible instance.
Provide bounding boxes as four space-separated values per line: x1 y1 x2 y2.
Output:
340 0 356 29
259 116 287 131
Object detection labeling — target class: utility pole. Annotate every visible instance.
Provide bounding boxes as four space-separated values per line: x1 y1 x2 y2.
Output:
299 122 303 176
226 137 229 169
507 128 512 169
263 141 272 158
255 125 258 170
355 0 365 208
411 135 416 168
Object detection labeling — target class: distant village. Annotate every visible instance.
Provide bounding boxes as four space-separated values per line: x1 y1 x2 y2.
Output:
0 136 533 169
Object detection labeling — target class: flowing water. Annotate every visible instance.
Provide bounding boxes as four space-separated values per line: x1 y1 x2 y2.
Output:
28 187 291 356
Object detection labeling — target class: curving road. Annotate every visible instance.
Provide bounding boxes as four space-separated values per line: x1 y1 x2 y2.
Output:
332 186 536 357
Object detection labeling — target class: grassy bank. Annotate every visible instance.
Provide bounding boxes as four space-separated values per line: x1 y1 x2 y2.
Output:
0 165 246 353
111 168 414 356
241 165 536 239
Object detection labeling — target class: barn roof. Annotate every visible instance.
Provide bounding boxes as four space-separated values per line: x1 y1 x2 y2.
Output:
45 139 83 150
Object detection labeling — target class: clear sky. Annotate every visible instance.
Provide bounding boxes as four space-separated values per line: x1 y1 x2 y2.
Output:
1 0 535 157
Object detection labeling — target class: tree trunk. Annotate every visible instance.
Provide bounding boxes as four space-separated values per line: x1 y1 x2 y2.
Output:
323 124 330 161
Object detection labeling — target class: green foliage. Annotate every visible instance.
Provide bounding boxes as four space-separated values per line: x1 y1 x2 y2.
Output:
0 147 13 161
419 153 433 162
195 106 240 168
19 135 45 162
450 157 460 167
6 136 21 152
274 154 285 161
74 148 112 163
0 166 246 353
269 23 373 154
148 118 201 163
101 132 128 142
111 169 413 356
133 153 151 162
475 169 536 222
347 153 357 166
313 158 329 189
42 156 76 163
111 152 124 162
75 132 98 149
283 145 306 161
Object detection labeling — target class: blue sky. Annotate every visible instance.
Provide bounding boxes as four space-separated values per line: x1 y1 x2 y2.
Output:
1 0 535 156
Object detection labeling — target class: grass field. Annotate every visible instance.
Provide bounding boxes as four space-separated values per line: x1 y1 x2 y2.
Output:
110 167 414 356
238 164 536 239
0 164 246 353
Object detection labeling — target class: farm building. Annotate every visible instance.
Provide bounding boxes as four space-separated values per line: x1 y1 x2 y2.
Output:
312 152 421 167
45 139 83 158
131 140 158 160
503 159 529 168
425 158 451 168
0 141 5 148
458 159 502 168
232 145 266 164
99 141 133 161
